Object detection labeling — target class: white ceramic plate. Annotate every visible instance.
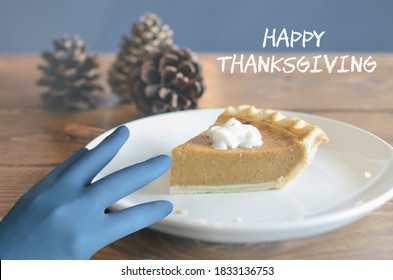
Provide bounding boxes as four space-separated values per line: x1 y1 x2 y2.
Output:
87 108 393 243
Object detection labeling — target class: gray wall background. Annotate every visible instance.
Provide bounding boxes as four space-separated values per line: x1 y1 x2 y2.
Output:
0 0 392 53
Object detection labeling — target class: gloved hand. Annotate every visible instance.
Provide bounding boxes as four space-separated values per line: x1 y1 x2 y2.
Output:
0 126 173 259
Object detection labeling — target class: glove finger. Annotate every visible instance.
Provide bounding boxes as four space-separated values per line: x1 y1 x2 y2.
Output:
59 125 130 187
11 147 88 209
36 148 89 188
87 155 171 210
97 200 173 248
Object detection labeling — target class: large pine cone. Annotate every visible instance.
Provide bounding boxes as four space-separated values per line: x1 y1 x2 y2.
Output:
108 13 173 101
130 45 205 115
37 36 103 111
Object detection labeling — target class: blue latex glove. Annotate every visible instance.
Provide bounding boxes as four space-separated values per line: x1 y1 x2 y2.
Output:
0 126 173 259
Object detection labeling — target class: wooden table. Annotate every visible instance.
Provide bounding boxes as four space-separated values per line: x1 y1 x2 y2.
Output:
1 54 392 259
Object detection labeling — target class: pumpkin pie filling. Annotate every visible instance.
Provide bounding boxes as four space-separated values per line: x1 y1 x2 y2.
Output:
170 105 328 194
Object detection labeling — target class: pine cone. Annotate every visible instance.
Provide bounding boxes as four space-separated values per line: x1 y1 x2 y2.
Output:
37 36 103 111
108 13 173 101
130 45 205 115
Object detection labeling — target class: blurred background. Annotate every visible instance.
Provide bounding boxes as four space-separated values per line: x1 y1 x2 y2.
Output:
0 0 392 54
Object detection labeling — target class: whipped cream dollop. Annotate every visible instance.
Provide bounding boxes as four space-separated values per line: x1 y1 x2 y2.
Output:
207 118 263 150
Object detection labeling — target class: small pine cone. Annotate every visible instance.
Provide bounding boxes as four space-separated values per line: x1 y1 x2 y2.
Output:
108 13 173 101
37 36 103 111
130 45 205 115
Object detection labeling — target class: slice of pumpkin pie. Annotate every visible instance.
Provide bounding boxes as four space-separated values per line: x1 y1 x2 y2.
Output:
170 105 329 194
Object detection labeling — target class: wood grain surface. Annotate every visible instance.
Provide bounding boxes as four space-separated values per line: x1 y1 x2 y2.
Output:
0 54 392 259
